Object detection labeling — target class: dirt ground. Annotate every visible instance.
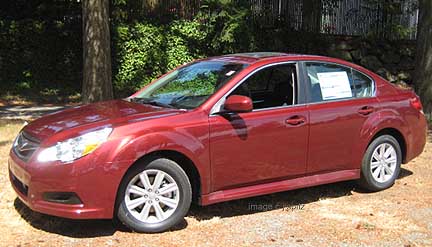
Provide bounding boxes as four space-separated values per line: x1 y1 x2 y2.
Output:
0 119 431 247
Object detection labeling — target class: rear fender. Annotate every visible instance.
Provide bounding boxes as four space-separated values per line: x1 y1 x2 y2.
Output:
352 109 409 168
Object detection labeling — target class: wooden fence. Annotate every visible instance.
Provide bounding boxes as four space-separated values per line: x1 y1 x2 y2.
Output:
140 0 419 40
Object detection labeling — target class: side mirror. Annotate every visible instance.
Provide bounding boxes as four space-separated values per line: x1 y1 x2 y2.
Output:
224 95 253 113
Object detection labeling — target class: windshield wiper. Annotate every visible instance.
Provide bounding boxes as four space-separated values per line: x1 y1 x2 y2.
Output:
130 97 175 109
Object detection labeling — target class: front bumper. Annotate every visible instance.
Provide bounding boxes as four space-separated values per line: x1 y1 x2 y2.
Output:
8 150 131 219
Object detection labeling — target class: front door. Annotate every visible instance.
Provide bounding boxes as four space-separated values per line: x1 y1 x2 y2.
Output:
209 63 309 192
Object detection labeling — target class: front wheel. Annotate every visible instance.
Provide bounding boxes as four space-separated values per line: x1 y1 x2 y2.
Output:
116 158 192 233
358 135 402 191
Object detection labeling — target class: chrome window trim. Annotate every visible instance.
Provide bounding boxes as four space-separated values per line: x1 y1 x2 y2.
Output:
251 103 307 112
210 61 299 116
306 95 378 106
303 61 376 103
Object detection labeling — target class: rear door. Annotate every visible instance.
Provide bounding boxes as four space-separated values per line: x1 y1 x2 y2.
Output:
303 62 379 174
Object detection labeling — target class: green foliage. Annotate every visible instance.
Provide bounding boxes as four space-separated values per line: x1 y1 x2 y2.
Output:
113 19 209 96
2 0 420 103
112 0 257 96
156 72 218 96
1 0 258 99
0 19 81 95
0 0 82 101
198 0 255 54
114 23 165 94
165 20 207 70
388 24 417 40
364 0 418 40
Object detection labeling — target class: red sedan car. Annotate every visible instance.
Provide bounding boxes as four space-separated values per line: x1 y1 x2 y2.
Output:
9 53 427 232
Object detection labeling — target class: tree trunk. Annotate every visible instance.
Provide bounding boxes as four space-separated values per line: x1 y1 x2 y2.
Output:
82 0 113 103
414 0 432 115
302 0 322 33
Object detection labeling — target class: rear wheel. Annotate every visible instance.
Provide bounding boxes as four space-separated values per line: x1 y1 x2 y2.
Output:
358 135 402 191
116 158 192 233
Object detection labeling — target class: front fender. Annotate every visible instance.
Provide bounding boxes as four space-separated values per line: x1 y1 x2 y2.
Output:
108 128 211 195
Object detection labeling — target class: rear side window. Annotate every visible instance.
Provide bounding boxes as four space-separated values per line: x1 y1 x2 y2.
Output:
305 62 374 102
352 70 374 98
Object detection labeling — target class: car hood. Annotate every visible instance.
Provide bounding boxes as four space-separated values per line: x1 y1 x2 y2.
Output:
23 99 185 141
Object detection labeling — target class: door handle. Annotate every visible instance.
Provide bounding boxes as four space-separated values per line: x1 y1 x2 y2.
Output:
358 106 374 115
285 116 306 126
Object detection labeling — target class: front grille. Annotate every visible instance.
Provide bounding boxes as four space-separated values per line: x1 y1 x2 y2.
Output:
10 170 28 196
13 132 40 162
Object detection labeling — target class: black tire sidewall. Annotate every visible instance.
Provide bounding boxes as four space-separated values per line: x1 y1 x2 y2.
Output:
116 158 192 233
360 135 402 191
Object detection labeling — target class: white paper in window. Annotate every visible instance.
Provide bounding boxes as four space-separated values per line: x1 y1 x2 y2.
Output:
317 72 352 100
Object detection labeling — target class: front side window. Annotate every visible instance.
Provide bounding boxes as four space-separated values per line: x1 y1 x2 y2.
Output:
306 62 374 103
134 61 248 109
229 64 297 110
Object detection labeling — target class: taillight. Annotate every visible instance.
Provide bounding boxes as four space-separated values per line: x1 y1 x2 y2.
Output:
410 97 423 112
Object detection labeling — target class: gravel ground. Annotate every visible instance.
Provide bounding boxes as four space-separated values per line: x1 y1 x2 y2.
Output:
0 120 431 247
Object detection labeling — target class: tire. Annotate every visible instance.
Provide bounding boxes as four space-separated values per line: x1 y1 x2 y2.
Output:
116 157 192 233
357 135 402 191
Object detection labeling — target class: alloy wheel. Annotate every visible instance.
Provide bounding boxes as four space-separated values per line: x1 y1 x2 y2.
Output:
370 143 397 183
125 169 180 224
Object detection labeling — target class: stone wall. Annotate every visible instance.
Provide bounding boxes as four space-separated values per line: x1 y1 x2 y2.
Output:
325 36 416 88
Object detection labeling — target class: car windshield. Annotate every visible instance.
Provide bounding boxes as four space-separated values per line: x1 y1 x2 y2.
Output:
132 60 248 109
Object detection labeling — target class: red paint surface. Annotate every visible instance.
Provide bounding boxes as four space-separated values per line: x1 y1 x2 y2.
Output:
9 54 427 218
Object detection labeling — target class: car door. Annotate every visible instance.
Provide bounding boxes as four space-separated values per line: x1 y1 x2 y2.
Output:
303 61 379 174
209 63 309 192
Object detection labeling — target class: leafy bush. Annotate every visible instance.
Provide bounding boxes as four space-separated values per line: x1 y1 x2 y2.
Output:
113 20 209 96
114 23 165 95
165 20 207 70
198 0 255 54
0 19 81 95
112 0 256 96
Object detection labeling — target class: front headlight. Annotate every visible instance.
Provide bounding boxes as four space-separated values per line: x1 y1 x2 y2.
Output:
37 127 112 163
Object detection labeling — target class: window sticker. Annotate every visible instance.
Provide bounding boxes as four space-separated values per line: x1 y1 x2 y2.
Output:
316 71 352 100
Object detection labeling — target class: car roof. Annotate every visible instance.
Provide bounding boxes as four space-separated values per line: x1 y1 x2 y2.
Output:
228 52 289 59
208 52 327 64
202 52 377 83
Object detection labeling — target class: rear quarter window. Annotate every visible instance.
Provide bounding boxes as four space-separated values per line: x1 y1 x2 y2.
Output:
352 70 374 98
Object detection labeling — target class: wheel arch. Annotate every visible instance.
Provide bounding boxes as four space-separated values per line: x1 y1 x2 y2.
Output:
113 149 203 218
367 128 407 163
354 110 410 168
139 150 202 203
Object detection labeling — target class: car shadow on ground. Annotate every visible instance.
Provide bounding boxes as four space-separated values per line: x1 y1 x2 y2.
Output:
189 180 357 221
14 168 413 237
13 198 188 237
13 199 119 238
190 167 414 221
